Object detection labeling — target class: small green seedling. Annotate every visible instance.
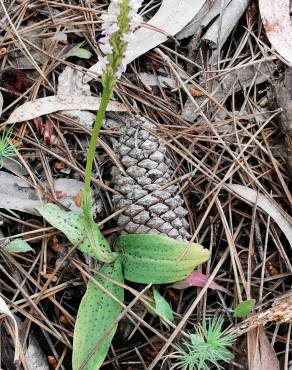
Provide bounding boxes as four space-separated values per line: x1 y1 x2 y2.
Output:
234 299 255 318
0 129 20 168
171 317 236 370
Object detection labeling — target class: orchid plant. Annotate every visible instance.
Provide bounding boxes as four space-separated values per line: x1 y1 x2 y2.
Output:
35 1 211 369
82 0 143 223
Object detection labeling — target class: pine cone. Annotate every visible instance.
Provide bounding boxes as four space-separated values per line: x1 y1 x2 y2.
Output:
106 115 190 240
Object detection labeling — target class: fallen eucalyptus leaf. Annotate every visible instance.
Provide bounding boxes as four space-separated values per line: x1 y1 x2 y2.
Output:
37 203 116 263
84 0 207 82
6 96 127 124
2 157 28 176
228 184 292 249
0 171 41 215
248 325 280 370
153 288 174 328
176 0 215 40
115 234 210 284
126 0 206 64
259 0 292 65
234 299 255 318
72 259 124 370
0 171 86 215
4 239 34 254
0 296 20 362
57 66 96 129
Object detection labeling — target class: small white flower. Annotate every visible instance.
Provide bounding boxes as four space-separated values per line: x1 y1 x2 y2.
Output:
100 13 117 23
121 33 133 42
103 23 119 35
100 56 108 67
99 36 109 44
94 56 109 75
100 43 113 54
114 62 127 78
130 14 143 30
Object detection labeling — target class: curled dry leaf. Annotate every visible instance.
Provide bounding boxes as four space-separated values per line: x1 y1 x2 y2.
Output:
0 296 20 363
84 0 207 82
248 326 280 370
202 0 250 48
259 0 292 65
0 171 41 215
6 95 127 124
228 184 292 249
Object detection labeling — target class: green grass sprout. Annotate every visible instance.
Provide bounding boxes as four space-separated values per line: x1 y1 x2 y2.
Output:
170 317 236 370
0 129 20 168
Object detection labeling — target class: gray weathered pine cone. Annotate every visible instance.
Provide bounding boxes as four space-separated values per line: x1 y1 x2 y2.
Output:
105 114 190 241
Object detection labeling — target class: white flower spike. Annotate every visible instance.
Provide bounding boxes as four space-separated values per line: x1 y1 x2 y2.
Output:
97 0 143 84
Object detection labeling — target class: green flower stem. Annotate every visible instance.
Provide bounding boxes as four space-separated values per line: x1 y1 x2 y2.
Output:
83 80 113 216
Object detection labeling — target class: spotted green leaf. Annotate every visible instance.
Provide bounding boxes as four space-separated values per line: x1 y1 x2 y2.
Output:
37 204 115 263
115 234 210 284
153 288 174 328
72 259 124 370
4 239 34 254
234 299 255 318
